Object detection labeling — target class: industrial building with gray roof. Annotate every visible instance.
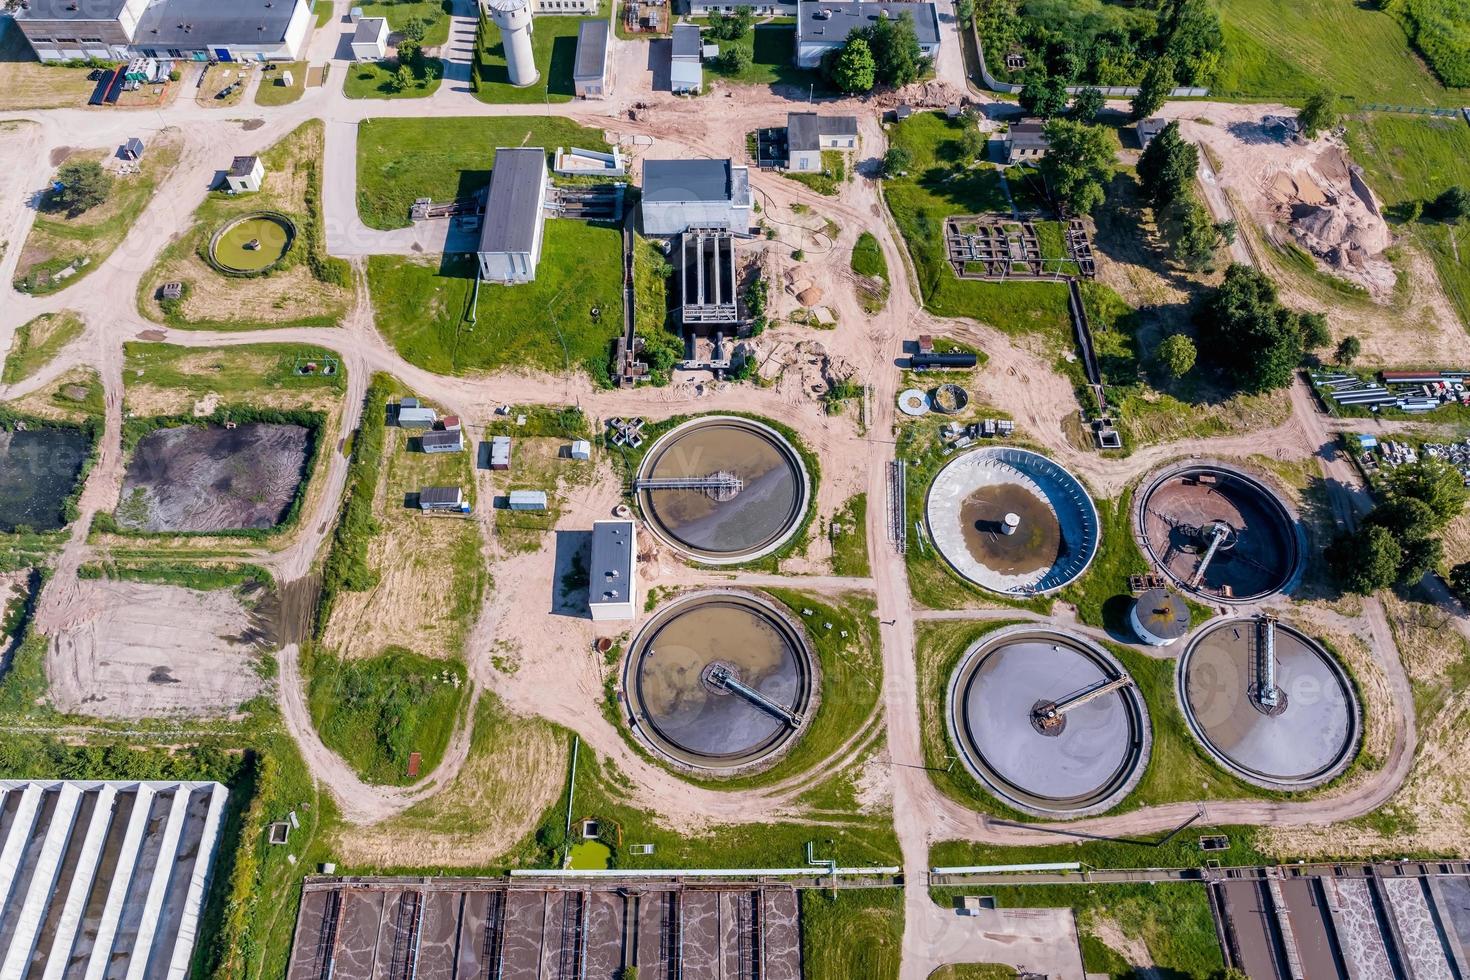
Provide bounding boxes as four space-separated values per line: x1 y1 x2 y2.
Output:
573 18 610 97
641 159 754 235
478 148 549 283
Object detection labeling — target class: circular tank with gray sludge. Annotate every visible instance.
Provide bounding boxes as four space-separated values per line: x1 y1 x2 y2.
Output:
1178 617 1359 789
947 626 1151 817
1136 461 1304 603
634 416 809 565
622 590 817 773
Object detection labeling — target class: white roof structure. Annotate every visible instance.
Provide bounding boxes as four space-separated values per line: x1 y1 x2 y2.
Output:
0 779 229 980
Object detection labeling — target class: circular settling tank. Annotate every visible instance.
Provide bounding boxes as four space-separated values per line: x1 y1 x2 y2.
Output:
947 626 1150 816
1178 618 1359 789
1136 461 1303 603
623 591 816 773
635 416 809 565
210 213 295 274
926 447 1099 595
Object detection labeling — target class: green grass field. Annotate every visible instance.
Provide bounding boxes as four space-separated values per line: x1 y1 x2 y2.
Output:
121 342 347 403
1347 114 1470 330
3 312 83 385
355 116 611 230
931 881 1223 976
800 889 904 980
356 0 452 45
1215 0 1469 103
784 149 847 196
829 495 871 577
883 112 1074 339
254 61 307 105
306 646 469 785
343 58 443 99
474 13 581 104
850 230 891 314
368 221 623 382
703 23 821 90
14 140 181 296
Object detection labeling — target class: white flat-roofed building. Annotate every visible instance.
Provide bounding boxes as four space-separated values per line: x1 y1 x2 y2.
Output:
588 519 637 620
795 0 940 69
350 16 389 60
641 158 753 236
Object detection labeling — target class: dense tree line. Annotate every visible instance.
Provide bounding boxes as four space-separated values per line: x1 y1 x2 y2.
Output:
1330 456 1468 594
1136 120 1235 269
976 0 1222 89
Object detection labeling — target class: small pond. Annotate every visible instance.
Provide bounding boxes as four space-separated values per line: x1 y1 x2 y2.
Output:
0 427 90 532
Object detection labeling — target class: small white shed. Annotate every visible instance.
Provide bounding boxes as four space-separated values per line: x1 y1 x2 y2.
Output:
351 17 389 61
225 156 265 194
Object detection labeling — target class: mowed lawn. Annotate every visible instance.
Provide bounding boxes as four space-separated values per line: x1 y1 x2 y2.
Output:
1347 114 1470 329
368 220 624 381
883 111 1073 337
0 21 95 110
355 116 611 229
355 0 453 45
1215 0 1469 104
474 14 581 104
702 23 821 90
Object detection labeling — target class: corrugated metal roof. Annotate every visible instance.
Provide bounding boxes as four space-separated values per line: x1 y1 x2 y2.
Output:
420 486 462 505
644 159 731 203
422 430 463 450
479 148 546 255
134 0 305 46
573 18 608 81
787 112 859 151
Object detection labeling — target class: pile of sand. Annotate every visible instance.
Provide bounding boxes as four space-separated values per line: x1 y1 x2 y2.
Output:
1267 145 1395 295
879 80 970 109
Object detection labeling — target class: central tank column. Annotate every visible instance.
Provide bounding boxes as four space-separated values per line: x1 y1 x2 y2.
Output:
1002 513 1020 536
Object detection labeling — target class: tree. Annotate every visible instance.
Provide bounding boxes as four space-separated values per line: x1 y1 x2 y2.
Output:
401 16 427 41
1449 561 1470 604
1336 335 1361 365
955 0 975 26
1328 525 1401 594
1130 55 1175 121
707 5 754 40
1039 119 1114 215
720 45 751 74
860 12 924 87
394 63 414 92
1019 68 1068 118
1433 185 1470 223
1297 90 1338 139
50 160 112 217
1384 457 1469 527
396 39 422 68
1157 332 1196 377
1164 196 1228 270
830 37 877 94
882 145 913 177
1070 86 1104 123
1135 120 1196 211
1300 311 1331 350
959 123 987 163
1198 263 1305 393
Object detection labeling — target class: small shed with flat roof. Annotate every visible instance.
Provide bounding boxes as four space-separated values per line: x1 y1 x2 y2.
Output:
422 429 465 454
588 519 637 621
351 16 389 60
225 155 265 194
478 147 549 284
419 486 465 511
573 19 610 98
670 23 702 94
508 489 548 511
786 112 859 171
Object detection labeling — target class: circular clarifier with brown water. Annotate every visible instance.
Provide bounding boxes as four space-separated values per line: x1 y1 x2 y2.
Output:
635 417 809 565
623 591 816 774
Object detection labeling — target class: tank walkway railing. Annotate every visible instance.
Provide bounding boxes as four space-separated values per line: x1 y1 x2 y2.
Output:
483 890 506 980
633 475 744 494
707 665 802 728
308 888 342 980
1188 522 1230 589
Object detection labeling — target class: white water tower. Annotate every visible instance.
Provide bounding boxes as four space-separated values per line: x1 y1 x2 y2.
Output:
486 0 538 87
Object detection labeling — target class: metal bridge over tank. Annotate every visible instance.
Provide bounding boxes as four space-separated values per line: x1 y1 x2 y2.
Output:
633 471 744 500
705 662 804 728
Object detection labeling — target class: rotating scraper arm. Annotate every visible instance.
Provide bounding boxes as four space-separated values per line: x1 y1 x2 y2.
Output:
707 665 803 727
